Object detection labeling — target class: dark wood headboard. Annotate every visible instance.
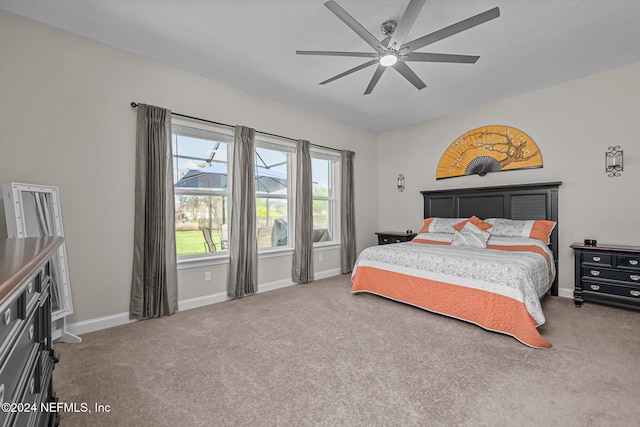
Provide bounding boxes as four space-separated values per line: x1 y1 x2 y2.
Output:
420 181 562 296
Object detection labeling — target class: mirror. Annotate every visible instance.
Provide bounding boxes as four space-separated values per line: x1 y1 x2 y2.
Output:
3 182 80 342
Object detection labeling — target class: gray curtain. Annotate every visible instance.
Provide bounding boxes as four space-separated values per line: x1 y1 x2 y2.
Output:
130 104 178 319
227 125 258 298
341 150 356 274
292 139 314 283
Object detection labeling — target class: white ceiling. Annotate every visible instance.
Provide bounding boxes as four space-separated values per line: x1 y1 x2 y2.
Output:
2 0 640 133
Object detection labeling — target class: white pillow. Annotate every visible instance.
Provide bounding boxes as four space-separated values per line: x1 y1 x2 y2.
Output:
420 217 467 234
452 222 491 248
485 218 556 244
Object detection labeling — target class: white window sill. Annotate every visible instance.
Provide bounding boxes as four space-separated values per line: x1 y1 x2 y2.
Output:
314 242 341 251
177 242 341 270
177 253 229 269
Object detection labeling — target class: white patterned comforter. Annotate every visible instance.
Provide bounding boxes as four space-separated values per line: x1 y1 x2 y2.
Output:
352 236 555 326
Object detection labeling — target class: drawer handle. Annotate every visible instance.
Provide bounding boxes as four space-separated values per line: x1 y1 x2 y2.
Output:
630 275 640 281
29 324 34 340
590 284 600 291
590 270 600 276
28 281 33 293
592 256 601 262
629 260 639 266
29 377 35 395
630 290 640 297
3 309 9 325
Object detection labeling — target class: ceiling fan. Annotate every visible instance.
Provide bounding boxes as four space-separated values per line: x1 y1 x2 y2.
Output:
296 0 500 95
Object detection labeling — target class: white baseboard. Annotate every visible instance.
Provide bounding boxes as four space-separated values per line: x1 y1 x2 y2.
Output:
178 292 228 311
66 311 137 337
314 268 344 280
558 287 573 299
66 268 344 337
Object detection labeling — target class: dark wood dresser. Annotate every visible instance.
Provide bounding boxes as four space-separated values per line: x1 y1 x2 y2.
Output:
375 231 417 245
0 237 63 426
571 242 640 310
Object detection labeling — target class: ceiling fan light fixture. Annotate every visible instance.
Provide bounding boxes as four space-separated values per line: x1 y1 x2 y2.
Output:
379 52 398 66
297 1 501 94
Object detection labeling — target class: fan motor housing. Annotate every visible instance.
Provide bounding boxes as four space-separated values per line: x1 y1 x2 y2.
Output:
380 20 397 36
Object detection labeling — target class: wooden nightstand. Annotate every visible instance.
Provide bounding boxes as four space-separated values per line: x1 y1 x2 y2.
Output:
570 243 640 311
375 231 417 245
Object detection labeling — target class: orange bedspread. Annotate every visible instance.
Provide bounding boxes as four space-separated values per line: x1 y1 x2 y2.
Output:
351 240 554 348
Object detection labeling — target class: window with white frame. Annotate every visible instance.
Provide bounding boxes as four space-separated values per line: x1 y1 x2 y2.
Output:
172 120 232 257
171 117 338 258
311 150 340 245
254 137 294 249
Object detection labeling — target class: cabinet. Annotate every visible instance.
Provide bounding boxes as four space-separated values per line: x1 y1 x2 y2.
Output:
570 243 640 310
0 237 63 427
375 231 417 245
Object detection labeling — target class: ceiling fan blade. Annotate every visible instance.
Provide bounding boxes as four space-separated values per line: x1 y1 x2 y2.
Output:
392 61 427 90
297 50 378 58
404 52 480 63
320 59 379 85
389 0 426 50
402 7 500 53
364 65 387 95
324 1 386 52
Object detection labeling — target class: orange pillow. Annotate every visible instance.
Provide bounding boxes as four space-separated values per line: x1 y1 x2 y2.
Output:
529 220 557 244
453 216 492 232
485 218 557 244
419 218 434 233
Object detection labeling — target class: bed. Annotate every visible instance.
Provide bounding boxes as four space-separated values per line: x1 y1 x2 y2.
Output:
351 182 562 348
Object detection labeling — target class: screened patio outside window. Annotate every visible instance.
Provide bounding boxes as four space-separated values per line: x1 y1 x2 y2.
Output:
172 121 232 257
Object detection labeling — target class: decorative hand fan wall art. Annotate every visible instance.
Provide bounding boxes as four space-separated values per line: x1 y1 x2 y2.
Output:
436 125 543 180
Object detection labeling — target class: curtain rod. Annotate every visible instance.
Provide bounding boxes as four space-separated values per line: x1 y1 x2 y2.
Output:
130 102 342 154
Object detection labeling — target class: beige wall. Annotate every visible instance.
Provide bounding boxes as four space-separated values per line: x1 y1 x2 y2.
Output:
0 11 380 323
377 62 640 297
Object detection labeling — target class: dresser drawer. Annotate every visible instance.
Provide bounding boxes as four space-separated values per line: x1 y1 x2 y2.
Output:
0 311 39 414
581 252 612 266
379 236 406 244
0 295 24 358
13 358 39 427
376 232 416 245
617 255 640 270
24 278 39 313
34 372 53 427
582 267 640 285
583 280 640 299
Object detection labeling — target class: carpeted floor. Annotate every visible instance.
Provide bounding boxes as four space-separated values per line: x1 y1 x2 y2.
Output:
53 274 640 426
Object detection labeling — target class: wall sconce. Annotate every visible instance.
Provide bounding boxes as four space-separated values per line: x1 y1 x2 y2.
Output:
605 146 623 177
397 174 405 192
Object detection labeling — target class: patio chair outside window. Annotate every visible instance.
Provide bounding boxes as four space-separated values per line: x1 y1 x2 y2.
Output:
271 219 288 246
201 228 217 252
220 224 228 250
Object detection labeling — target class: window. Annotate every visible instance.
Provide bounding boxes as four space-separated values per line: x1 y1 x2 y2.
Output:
172 120 232 257
311 150 340 244
172 117 339 260
255 137 294 250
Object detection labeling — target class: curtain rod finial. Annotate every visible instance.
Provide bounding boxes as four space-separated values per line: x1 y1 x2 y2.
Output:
130 102 138 108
